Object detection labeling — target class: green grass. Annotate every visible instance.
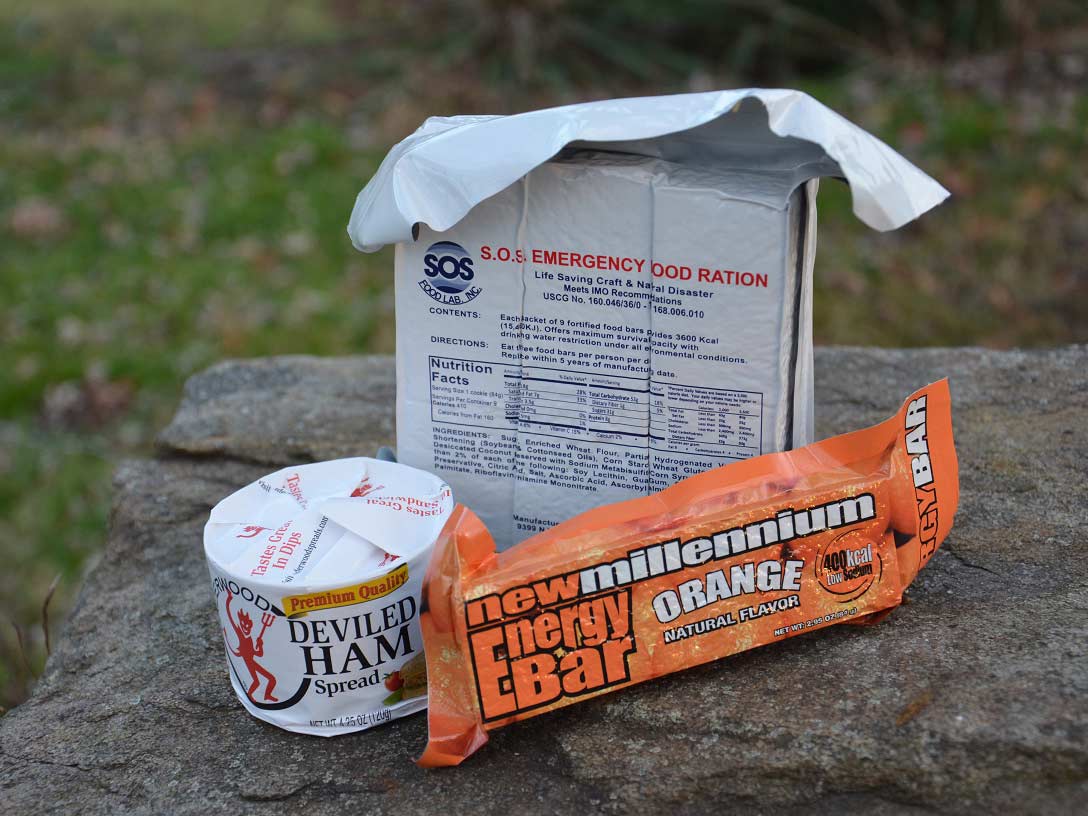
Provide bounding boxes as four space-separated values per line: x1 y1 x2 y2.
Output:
0 7 397 701
1 0 1085 710
0 116 400 703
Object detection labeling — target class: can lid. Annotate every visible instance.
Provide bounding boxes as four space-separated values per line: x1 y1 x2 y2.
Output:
203 457 453 591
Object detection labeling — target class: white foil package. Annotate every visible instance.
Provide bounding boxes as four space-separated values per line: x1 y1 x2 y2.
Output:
347 89 948 549
203 457 452 735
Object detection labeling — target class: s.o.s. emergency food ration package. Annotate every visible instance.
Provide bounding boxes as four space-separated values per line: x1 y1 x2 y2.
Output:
203 457 452 735
348 89 949 549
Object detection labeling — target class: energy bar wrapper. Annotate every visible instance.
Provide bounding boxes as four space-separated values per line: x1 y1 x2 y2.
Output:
418 380 958 766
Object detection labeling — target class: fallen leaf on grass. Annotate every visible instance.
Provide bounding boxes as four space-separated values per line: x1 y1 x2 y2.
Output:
41 376 135 430
8 197 66 240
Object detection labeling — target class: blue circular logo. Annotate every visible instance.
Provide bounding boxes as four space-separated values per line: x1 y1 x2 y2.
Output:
419 241 482 305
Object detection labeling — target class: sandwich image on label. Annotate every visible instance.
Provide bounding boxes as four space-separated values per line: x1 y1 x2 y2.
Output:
203 457 452 736
348 89 950 549
416 380 958 766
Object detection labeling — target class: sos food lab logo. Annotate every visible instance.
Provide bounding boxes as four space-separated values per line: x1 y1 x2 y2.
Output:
418 241 482 305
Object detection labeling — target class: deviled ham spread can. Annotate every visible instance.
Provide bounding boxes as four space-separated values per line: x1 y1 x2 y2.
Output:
203 457 451 735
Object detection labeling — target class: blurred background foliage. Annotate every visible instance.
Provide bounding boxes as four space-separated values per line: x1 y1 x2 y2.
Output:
1 0 1085 709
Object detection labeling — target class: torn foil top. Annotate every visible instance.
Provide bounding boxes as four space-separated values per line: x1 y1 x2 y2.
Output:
348 88 949 252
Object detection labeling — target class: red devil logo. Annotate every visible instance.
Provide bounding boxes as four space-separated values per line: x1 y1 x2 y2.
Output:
223 589 278 702
235 525 267 539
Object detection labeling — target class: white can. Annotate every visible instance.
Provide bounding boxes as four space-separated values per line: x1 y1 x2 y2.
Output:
203 457 452 735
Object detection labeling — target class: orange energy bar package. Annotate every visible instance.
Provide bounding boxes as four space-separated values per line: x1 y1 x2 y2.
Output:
418 380 959 766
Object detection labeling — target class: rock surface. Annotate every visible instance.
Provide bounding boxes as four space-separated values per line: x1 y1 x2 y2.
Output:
3 347 1086 815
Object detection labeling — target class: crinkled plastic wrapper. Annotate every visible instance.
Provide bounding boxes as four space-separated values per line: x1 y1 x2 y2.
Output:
418 381 958 766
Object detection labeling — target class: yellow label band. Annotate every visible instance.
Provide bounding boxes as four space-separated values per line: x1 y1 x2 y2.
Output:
284 564 409 618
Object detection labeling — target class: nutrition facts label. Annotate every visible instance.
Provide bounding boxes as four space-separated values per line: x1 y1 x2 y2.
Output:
429 355 762 461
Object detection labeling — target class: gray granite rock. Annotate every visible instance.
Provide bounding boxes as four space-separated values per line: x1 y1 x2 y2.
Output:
156 355 396 465
3 347 1086 815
